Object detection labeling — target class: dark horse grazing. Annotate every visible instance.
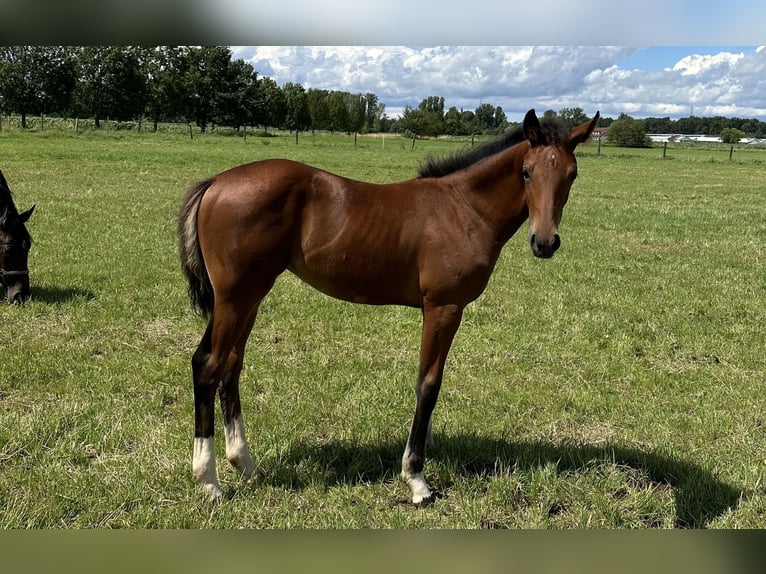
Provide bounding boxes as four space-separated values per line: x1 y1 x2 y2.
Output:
179 109 599 503
0 170 35 304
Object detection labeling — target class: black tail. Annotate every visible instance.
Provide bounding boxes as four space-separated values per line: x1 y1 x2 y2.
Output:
178 178 215 318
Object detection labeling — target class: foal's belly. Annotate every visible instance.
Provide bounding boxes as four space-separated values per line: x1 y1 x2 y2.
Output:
288 251 422 308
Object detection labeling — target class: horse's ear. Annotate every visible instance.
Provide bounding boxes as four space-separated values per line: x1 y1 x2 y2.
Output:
523 109 543 147
19 204 35 223
568 111 600 148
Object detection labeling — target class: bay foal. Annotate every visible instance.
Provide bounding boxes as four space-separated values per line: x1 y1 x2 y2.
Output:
179 109 599 503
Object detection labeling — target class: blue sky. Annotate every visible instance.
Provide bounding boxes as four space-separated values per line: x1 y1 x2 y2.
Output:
233 46 766 122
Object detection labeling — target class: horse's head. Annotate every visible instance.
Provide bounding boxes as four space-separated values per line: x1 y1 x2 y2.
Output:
521 109 599 258
0 171 34 304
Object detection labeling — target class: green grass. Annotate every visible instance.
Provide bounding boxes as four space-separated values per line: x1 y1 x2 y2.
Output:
0 128 764 528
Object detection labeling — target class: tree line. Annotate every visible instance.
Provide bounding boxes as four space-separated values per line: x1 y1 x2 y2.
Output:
0 46 513 137
2 46 766 141
0 46 387 135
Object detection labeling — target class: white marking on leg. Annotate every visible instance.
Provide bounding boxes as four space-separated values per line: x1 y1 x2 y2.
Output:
402 471 432 505
401 444 432 505
224 414 256 480
193 437 223 500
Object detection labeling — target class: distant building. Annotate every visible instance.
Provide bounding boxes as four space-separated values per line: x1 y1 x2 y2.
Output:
645 134 766 145
647 134 681 143
590 127 609 141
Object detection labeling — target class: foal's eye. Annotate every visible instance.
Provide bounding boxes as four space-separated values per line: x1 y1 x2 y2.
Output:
521 166 530 181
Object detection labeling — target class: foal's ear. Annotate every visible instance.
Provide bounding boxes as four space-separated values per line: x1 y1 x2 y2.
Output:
19 204 35 223
568 111 600 148
523 109 543 147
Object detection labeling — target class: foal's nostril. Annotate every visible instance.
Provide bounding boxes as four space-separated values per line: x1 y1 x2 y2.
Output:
530 232 560 258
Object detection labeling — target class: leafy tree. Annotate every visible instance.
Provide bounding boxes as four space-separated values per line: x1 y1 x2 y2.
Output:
184 46 235 132
378 115 396 133
494 106 508 131
326 90 349 133
71 46 147 127
416 95 445 136
607 113 651 147
443 106 465 135
307 88 330 132
282 82 310 138
721 127 745 144
215 58 259 130
460 109 475 127
347 92 367 135
643 116 674 134
0 46 76 128
674 115 704 134
473 103 501 133
398 105 426 138
363 92 385 132
143 46 190 130
558 107 588 130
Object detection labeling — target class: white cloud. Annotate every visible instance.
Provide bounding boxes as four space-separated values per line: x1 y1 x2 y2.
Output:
235 46 766 121
667 51 745 76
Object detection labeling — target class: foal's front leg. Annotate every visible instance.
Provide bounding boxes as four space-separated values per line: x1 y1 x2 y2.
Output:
401 302 463 505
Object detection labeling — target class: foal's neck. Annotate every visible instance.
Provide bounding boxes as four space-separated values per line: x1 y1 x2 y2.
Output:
456 143 530 243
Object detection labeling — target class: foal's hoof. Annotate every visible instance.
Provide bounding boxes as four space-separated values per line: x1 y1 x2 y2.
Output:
242 466 265 483
413 493 436 508
403 471 434 506
201 482 225 502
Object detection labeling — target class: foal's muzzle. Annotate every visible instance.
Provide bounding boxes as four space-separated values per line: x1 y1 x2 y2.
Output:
529 233 561 259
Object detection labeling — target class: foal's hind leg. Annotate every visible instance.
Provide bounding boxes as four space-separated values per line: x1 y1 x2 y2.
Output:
219 311 259 482
192 300 260 500
192 322 224 499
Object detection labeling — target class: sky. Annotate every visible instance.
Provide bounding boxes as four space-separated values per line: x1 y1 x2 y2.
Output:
216 0 766 124
231 45 766 123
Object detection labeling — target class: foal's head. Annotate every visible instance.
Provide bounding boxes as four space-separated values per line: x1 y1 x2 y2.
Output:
0 171 34 304
521 109 599 258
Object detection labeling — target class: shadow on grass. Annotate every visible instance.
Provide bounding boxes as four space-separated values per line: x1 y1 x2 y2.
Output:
260 434 742 528
30 284 96 304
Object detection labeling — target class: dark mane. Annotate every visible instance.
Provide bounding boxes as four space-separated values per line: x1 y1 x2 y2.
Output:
0 170 32 246
0 170 19 218
0 170 19 219
417 120 569 178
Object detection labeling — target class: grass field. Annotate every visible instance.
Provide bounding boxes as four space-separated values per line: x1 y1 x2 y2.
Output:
0 127 764 528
